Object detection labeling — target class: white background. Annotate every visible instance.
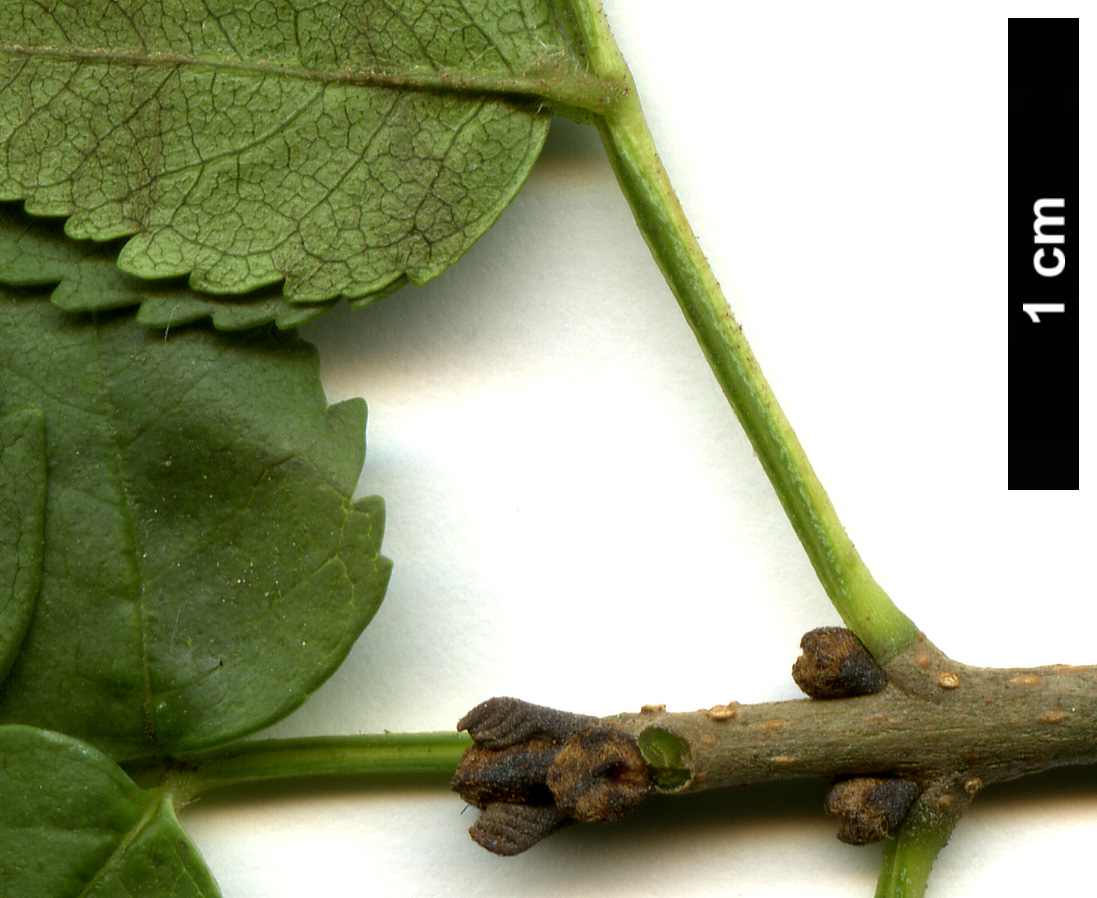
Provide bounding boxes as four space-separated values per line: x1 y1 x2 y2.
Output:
182 3 1096 896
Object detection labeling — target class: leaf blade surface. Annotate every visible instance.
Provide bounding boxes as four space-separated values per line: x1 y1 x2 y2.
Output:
0 0 583 302
0 279 391 758
0 201 336 329
0 407 45 681
0 725 221 897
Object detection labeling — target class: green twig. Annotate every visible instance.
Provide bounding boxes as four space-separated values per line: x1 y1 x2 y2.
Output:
129 733 472 803
554 0 917 663
875 782 971 898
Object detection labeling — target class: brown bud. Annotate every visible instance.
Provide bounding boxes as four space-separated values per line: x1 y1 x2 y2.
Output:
546 725 650 822
457 696 599 749
468 803 568 856
450 739 558 808
792 627 887 699
824 776 922 844
453 697 651 854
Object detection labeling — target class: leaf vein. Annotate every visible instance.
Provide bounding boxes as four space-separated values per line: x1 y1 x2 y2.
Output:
125 81 327 204
0 42 598 102
455 0 516 75
73 793 163 898
378 0 440 75
88 318 158 748
69 65 178 210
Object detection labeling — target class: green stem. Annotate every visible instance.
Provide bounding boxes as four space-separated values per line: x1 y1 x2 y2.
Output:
555 0 917 663
139 733 471 803
875 785 970 898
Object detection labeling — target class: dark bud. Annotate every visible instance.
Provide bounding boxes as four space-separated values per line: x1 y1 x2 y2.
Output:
824 776 922 845
450 739 559 808
468 803 569 856
457 696 598 750
452 697 651 855
546 726 650 822
792 627 887 699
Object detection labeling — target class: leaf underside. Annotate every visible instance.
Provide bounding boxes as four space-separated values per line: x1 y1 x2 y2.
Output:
0 274 392 760
0 407 45 681
0 725 221 898
0 0 581 311
0 201 335 329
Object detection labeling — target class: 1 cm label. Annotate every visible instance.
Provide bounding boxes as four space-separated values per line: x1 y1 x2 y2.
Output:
1024 198 1066 323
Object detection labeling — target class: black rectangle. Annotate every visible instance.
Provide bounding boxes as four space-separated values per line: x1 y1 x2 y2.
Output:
1008 18 1079 490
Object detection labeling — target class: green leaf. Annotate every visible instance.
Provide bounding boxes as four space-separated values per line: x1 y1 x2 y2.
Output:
0 725 221 897
0 201 336 329
0 0 592 303
0 285 392 760
0 407 45 681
